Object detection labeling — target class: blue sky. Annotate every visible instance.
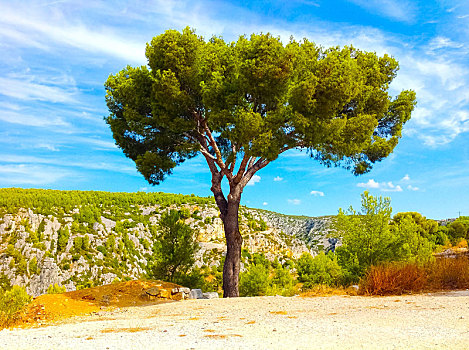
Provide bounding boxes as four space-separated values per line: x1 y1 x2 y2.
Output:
1 0 468 219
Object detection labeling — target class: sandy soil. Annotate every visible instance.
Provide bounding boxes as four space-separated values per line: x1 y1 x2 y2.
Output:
1 291 468 350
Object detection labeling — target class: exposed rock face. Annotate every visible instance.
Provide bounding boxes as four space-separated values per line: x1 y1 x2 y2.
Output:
29 258 62 297
0 204 333 297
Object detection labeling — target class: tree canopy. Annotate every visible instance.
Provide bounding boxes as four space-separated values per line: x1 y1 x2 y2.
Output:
105 27 416 186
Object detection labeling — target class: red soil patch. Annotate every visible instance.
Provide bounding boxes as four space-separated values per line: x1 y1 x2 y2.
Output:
16 280 181 328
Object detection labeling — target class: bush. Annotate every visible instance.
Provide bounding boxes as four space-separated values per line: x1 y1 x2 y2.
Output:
269 265 296 296
297 252 343 289
0 286 32 328
359 258 469 295
359 262 427 295
427 257 469 290
239 264 269 296
47 283 66 294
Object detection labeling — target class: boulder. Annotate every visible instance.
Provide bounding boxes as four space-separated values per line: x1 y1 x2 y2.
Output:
202 292 219 299
189 289 203 299
145 287 161 297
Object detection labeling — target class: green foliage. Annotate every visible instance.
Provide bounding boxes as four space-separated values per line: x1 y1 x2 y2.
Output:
269 264 295 296
239 264 270 297
0 286 32 328
105 28 415 186
28 257 39 275
57 226 70 252
147 210 199 283
47 283 66 294
447 218 469 241
297 252 343 288
0 274 11 293
239 253 296 296
334 192 434 280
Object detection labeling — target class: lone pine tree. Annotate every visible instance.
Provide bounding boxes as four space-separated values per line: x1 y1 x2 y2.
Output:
104 27 416 297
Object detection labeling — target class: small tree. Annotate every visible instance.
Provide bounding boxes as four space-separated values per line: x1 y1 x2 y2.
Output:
149 210 199 282
335 192 433 279
105 28 416 296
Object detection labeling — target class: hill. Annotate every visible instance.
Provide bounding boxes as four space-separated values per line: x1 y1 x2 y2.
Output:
0 188 333 296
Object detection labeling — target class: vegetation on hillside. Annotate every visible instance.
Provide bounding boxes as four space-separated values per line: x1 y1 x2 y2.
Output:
0 188 467 300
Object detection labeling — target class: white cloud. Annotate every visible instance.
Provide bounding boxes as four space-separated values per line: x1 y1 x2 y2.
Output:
401 174 410 181
0 3 146 63
288 199 301 205
357 179 380 189
0 110 70 128
346 0 416 22
407 185 419 191
382 182 403 192
357 179 403 192
0 77 77 103
263 202 268 206
247 174 261 186
310 190 325 197
428 36 464 50
0 164 70 185
274 176 284 182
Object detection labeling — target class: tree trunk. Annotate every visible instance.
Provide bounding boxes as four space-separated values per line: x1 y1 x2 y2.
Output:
222 198 243 297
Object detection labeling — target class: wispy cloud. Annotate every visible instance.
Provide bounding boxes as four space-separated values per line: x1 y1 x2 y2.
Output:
346 0 416 22
288 199 302 205
310 190 325 197
0 3 145 63
0 110 70 128
274 176 283 182
0 77 77 103
0 164 71 185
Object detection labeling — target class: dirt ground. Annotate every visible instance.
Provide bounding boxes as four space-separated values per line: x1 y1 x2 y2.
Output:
1 288 468 349
15 280 180 328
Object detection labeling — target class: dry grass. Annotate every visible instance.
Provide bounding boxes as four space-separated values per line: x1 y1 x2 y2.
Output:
427 257 469 290
360 263 427 296
300 284 358 297
360 258 469 295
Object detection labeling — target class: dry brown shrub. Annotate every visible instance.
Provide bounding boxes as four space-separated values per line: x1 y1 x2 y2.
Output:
359 263 427 295
427 257 469 290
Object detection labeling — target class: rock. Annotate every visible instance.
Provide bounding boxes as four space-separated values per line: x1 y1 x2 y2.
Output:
159 289 171 299
189 289 203 299
178 287 190 294
202 292 219 299
145 287 161 297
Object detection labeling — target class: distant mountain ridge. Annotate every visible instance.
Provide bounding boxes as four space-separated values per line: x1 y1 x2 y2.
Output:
0 188 333 296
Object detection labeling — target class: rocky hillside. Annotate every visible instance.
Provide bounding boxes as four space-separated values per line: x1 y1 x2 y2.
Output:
0 188 332 296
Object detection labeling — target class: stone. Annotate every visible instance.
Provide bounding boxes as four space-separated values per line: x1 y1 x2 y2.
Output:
145 287 161 297
202 292 219 299
159 289 171 299
189 289 203 299
178 287 190 294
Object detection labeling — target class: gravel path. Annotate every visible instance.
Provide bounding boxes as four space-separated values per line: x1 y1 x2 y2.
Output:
1 291 468 349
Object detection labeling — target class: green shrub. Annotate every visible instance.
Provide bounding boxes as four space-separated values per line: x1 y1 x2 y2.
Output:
239 264 269 296
0 286 32 328
297 252 343 289
269 265 295 296
47 283 66 294
28 257 39 275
